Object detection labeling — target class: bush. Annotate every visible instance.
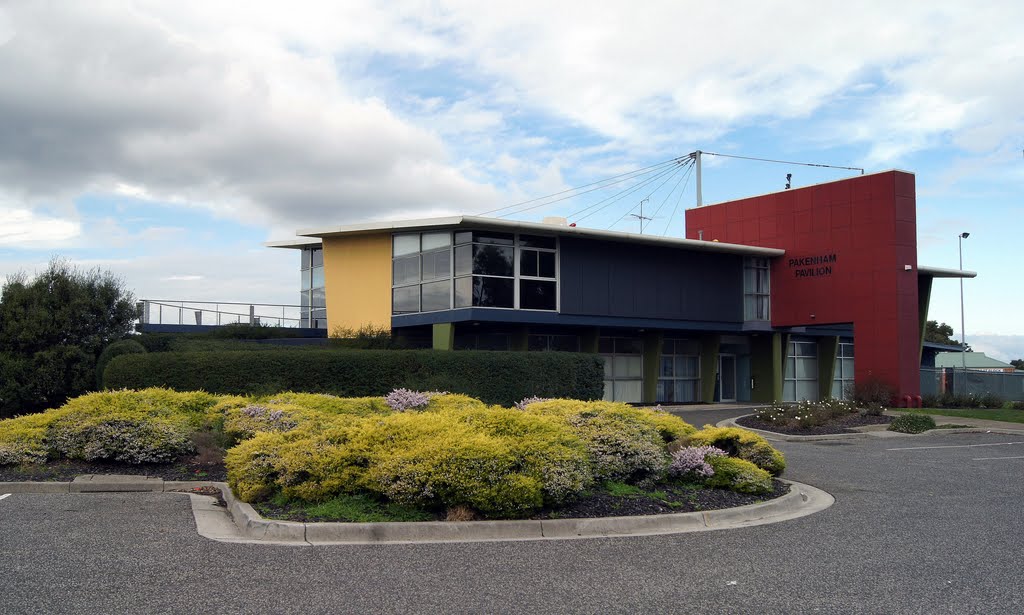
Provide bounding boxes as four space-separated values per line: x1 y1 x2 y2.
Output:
888 414 936 434
524 400 680 483
851 377 896 407
685 426 786 476
0 412 52 464
1011 401 1024 411
96 339 147 387
705 456 774 495
668 445 727 481
0 258 136 416
104 349 605 406
44 389 220 464
753 398 858 429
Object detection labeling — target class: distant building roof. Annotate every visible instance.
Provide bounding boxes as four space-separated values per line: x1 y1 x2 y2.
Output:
933 352 1016 370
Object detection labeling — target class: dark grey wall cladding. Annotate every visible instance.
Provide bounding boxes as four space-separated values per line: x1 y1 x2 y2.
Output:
559 237 744 322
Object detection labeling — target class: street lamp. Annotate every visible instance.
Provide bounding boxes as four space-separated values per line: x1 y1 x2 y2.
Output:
959 232 970 371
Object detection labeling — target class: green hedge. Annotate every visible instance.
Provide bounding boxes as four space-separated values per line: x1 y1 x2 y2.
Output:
104 349 604 406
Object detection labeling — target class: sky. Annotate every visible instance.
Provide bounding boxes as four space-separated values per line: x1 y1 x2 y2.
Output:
0 1 1022 360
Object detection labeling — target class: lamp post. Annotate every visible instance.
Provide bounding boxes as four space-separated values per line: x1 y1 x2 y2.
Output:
958 232 970 371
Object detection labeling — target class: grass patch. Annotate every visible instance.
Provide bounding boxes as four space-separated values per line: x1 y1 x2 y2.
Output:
603 481 644 497
902 408 1024 425
263 493 436 523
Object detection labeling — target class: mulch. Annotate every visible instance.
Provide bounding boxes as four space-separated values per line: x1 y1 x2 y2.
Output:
735 412 892 435
0 457 228 483
530 480 790 520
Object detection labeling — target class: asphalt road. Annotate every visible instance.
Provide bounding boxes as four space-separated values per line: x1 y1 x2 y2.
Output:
2 431 1023 614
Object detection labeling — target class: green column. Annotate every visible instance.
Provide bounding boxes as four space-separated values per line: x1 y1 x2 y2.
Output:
432 322 454 351
699 333 721 403
749 332 786 403
510 326 529 351
918 275 933 362
580 328 600 354
642 330 664 403
817 336 839 400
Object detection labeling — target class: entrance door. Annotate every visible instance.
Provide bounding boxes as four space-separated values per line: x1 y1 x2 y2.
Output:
719 354 737 402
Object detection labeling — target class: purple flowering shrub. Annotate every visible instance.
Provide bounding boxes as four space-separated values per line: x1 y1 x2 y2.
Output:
514 396 553 410
668 445 728 481
384 389 449 412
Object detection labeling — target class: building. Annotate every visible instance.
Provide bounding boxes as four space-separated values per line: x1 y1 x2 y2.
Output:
269 170 975 406
933 352 1018 373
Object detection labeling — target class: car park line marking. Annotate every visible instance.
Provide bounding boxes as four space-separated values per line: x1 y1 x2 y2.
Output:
0 493 10 501
887 441 1024 451
972 455 1024 461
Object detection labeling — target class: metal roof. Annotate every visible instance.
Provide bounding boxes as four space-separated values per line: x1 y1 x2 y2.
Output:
293 215 785 257
265 238 323 249
918 265 977 279
934 352 1016 370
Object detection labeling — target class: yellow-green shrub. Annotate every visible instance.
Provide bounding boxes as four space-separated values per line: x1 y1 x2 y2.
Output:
436 405 592 503
43 389 223 464
257 392 392 417
686 426 786 476
365 422 543 517
423 393 489 413
524 400 675 482
0 413 51 464
225 431 290 502
706 456 773 494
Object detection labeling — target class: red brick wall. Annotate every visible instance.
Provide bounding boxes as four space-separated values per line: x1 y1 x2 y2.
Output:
685 171 920 402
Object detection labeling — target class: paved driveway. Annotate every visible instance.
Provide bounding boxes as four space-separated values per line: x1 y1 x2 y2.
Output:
2 431 1022 614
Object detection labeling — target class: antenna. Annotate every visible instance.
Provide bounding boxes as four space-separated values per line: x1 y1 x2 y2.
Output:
628 198 653 234
785 173 792 190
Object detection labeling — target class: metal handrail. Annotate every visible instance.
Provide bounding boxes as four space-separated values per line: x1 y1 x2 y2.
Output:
137 299 309 327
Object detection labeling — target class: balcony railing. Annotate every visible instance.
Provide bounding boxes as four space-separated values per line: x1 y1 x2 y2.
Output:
137 299 305 328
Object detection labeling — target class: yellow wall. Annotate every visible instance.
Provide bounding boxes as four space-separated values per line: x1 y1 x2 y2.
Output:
322 233 392 333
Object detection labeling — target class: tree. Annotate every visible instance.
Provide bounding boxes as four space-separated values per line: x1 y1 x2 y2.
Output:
0 259 136 416
924 320 970 350
1011 359 1024 371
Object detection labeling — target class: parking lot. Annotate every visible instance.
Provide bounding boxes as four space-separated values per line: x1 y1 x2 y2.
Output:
2 429 1022 614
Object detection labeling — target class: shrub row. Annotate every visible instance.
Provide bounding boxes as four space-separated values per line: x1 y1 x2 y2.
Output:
0 389 221 465
1 388 787 518
104 349 605 406
920 392 1006 409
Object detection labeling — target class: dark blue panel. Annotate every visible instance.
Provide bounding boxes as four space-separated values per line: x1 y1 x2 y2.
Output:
559 237 744 322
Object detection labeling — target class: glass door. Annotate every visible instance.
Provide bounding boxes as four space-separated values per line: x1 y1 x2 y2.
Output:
719 354 737 402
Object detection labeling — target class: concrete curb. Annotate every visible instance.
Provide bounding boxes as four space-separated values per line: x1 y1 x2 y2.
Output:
716 415 1024 441
1 474 834 545
217 479 833 545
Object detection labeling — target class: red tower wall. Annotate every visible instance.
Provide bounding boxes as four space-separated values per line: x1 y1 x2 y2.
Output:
684 170 920 402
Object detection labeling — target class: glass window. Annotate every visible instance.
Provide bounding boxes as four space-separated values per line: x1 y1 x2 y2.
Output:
471 231 514 245
393 255 420 285
539 251 556 278
454 231 473 245
743 256 770 320
421 280 450 312
300 291 310 308
784 339 818 401
393 234 420 256
600 337 643 403
421 250 450 281
421 231 451 251
657 340 701 403
613 356 642 378
520 280 556 310
311 288 326 308
301 249 311 269
455 245 472 276
300 269 311 291
393 286 419 313
473 277 514 308
311 267 325 289
472 245 514 277
311 248 324 267
454 276 472 308
519 235 557 249
521 250 538 277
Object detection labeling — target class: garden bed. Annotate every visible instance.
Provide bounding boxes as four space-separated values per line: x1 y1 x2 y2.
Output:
0 456 227 483
254 479 790 522
736 413 892 435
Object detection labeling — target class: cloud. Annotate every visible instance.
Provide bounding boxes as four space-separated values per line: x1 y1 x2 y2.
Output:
0 207 80 247
0 0 1020 239
968 335 1024 363
0 2 498 232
